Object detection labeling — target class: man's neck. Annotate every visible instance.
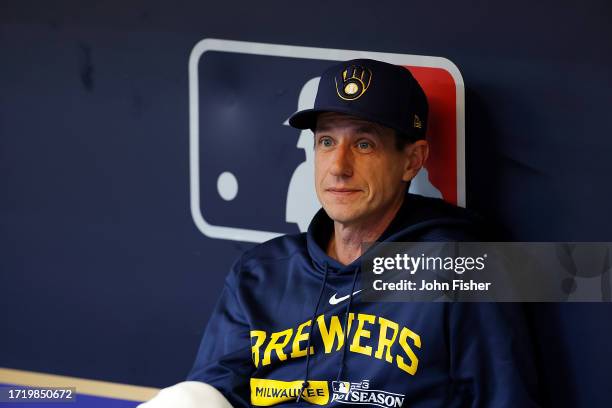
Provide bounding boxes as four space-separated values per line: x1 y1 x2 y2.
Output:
327 195 405 265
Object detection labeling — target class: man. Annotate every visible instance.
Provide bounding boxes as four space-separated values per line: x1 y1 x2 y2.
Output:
143 59 539 407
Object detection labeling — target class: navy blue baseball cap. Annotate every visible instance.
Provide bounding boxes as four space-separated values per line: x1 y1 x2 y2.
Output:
288 59 429 140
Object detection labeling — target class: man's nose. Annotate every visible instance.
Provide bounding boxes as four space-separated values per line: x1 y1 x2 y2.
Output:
329 143 353 177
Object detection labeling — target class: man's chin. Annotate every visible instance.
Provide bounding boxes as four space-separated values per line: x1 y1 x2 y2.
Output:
322 206 364 225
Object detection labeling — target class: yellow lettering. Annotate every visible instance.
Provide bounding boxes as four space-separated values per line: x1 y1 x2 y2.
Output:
396 327 421 375
250 330 267 368
374 317 399 363
262 328 293 366
291 320 314 358
317 315 343 353
316 313 354 353
350 313 375 356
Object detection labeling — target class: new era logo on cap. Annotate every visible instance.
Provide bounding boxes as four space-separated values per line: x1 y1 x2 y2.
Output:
414 114 422 129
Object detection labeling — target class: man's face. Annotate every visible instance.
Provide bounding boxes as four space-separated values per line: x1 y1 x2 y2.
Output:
314 112 414 226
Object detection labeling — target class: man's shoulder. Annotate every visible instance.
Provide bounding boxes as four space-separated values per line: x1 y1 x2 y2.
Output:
396 194 493 241
239 232 308 266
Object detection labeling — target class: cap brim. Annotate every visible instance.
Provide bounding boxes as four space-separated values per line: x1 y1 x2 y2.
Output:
288 106 391 131
289 107 378 130
288 106 405 135
287 109 323 130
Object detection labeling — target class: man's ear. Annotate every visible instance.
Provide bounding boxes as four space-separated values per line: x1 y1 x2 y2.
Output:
402 140 429 182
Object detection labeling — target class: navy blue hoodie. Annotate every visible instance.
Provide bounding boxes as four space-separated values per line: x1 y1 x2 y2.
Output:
188 194 539 407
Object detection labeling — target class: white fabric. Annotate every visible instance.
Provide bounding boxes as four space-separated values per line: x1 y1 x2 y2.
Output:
138 381 234 408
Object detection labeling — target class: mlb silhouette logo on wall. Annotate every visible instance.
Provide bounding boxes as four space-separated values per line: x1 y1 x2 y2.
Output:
189 39 465 243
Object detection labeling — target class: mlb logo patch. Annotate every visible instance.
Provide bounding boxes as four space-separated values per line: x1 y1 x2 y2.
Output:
332 381 352 394
189 39 465 243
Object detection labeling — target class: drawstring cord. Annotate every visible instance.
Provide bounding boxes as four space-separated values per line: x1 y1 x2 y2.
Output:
336 266 360 382
296 263 329 402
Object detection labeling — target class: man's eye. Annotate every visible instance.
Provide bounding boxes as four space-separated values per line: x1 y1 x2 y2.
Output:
357 141 371 150
319 138 333 147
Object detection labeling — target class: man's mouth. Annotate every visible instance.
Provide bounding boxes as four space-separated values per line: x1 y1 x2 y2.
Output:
326 188 361 195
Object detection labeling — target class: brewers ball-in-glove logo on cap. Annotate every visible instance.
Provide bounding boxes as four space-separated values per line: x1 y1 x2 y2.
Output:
289 58 429 141
335 65 372 100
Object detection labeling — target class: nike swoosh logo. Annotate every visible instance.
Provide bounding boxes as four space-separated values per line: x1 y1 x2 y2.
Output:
329 289 363 305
